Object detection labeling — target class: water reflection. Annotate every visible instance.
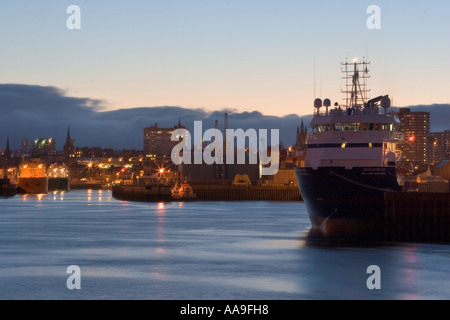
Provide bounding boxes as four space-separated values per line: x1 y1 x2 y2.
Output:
302 228 397 248
21 193 47 202
156 202 166 247
1 192 448 300
51 191 65 201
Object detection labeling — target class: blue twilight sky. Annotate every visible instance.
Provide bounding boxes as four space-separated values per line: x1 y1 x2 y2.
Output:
0 0 449 117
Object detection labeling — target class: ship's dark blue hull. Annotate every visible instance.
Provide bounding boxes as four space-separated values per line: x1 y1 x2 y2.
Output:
294 166 401 235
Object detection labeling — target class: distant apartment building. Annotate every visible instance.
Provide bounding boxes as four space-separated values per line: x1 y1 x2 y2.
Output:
143 121 186 162
428 130 450 165
21 139 32 157
397 108 430 166
74 146 115 159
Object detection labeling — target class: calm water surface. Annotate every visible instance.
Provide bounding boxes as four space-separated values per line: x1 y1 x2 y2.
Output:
0 190 449 300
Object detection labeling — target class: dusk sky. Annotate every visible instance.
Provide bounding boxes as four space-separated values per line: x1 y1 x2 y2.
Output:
1 0 449 118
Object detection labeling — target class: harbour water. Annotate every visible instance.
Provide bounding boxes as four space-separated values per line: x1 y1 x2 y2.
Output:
0 190 449 300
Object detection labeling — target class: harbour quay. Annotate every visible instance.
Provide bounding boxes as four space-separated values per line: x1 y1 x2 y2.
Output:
112 184 302 202
192 185 301 201
383 191 450 242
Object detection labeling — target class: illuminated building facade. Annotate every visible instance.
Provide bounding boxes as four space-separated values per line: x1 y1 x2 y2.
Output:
143 121 186 162
428 130 450 165
397 108 430 166
32 138 56 157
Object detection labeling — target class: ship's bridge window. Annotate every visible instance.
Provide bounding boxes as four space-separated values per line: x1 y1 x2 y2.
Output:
333 123 361 131
361 123 393 131
312 125 333 132
348 123 360 131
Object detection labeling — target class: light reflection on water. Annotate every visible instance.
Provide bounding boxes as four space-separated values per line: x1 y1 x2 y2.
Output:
0 189 449 300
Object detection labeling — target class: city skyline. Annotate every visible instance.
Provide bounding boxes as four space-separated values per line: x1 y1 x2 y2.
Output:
0 1 449 119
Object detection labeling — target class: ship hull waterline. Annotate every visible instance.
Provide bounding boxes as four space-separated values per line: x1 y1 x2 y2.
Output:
295 166 401 237
18 177 49 195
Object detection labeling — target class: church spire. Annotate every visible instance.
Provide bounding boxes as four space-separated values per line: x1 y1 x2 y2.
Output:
4 136 11 166
64 126 75 158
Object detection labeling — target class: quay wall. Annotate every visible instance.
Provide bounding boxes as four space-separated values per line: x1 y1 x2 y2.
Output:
384 191 449 242
191 185 302 201
112 185 172 202
112 185 302 202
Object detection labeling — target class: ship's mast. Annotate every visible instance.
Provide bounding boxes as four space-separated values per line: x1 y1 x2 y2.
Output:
341 58 371 109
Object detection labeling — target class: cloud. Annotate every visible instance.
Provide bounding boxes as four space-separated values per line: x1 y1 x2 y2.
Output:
0 84 448 151
0 84 306 150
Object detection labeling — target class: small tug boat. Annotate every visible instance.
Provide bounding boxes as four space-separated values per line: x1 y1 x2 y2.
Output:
171 182 196 201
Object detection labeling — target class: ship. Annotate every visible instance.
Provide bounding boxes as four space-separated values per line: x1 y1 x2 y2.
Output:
0 177 17 197
47 163 70 192
171 182 196 201
17 158 49 194
294 58 404 236
0 168 18 197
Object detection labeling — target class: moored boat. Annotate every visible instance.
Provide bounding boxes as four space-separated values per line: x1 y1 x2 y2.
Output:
18 159 49 194
0 177 17 197
171 182 196 201
295 58 404 236
47 164 70 192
